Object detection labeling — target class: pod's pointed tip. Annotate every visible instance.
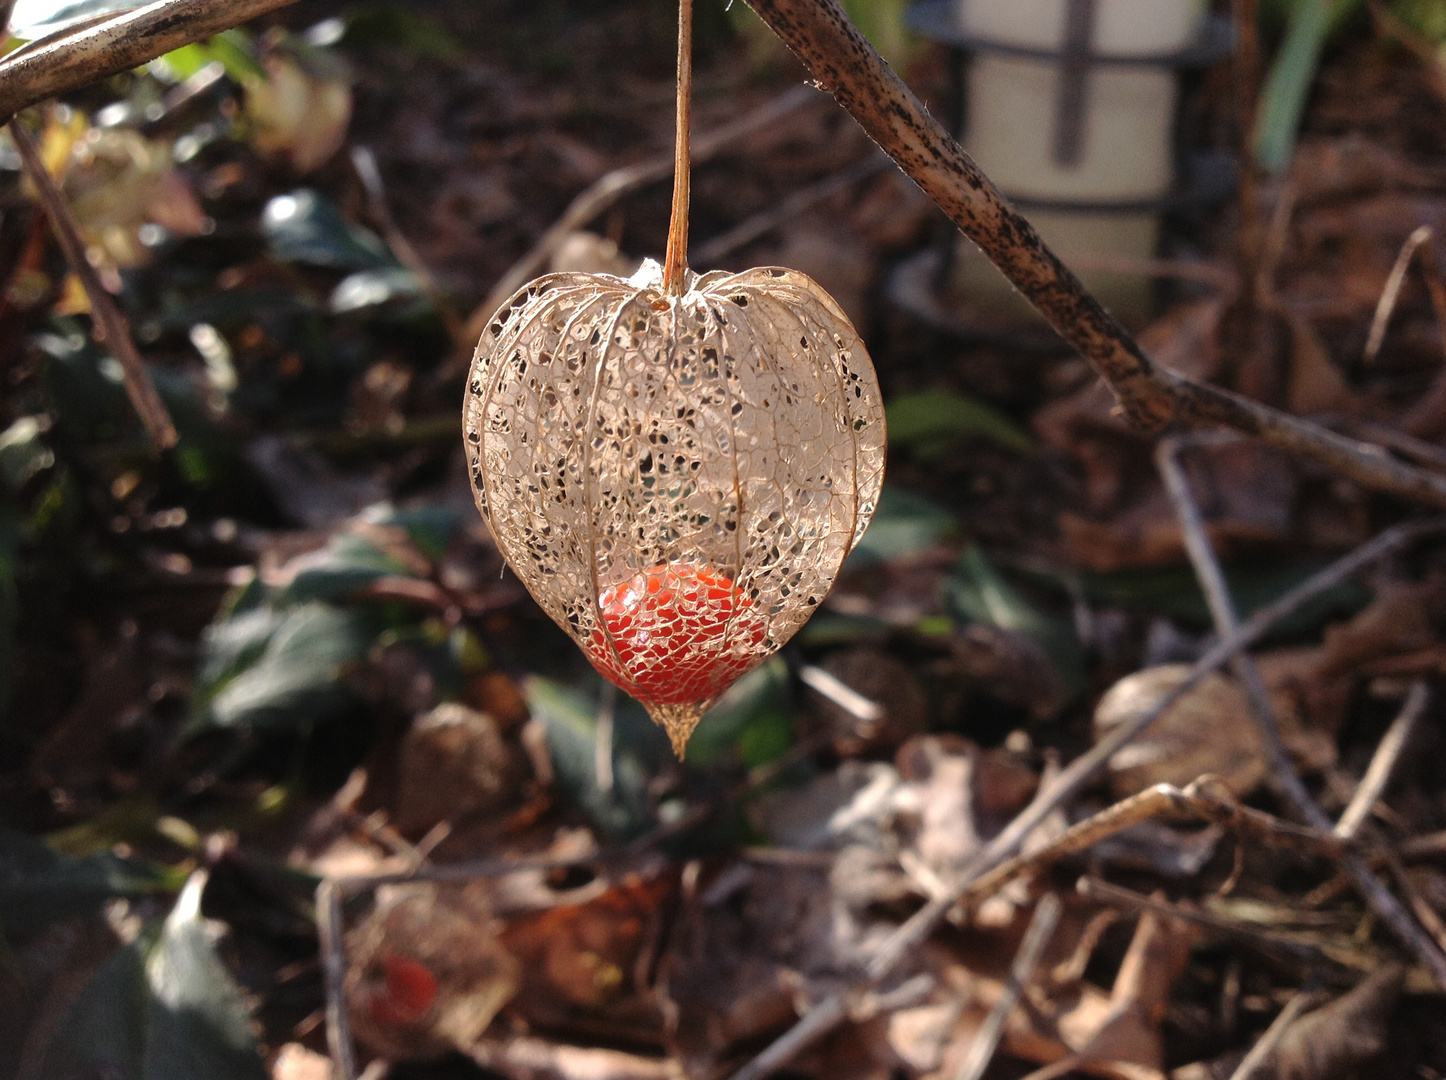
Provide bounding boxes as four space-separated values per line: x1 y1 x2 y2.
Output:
648 701 707 760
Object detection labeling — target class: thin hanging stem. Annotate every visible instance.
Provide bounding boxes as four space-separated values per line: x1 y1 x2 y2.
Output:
662 0 692 295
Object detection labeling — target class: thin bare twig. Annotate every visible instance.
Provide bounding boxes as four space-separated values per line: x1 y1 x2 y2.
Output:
1227 987 1322 1080
10 118 176 452
1335 681 1430 839
1329 418 1446 475
724 516 1446 1080
1077 877 1359 977
1360 225 1446 439
1363 226 1446 365
692 154 889 266
1158 437 1446 988
1157 434 1318 816
968 778 1348 911
952 894 1062 1080
350 145 465 343
1383 848 1446 955
317 879 359 1080
441 83 821 378
0 0 299 121
741 0 1446 509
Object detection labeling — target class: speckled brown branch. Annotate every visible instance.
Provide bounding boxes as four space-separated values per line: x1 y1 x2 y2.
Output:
742 0 1446 508
0 0 300 123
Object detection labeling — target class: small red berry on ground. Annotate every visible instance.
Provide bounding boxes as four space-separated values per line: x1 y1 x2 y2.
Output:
363 953 439 1027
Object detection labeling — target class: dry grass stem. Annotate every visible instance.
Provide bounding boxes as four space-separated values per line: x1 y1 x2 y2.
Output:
969 779 1348 913
692 155 889 266
350 145 464 343
1363 226 1446 365
1335 681 1430 840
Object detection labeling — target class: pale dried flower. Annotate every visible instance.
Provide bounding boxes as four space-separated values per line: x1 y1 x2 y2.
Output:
464 258 884 754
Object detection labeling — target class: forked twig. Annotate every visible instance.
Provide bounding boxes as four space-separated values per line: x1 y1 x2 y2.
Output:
1158 436 1446 987
10 118 177 452
723 516 1446 1080
741 0 1446 509
967 777 1348 910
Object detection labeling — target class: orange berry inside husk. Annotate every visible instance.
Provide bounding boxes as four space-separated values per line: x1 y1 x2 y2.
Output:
587 562 766 708
364 953 439 1027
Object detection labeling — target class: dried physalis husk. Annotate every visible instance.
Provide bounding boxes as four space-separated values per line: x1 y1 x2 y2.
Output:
464 259 884 755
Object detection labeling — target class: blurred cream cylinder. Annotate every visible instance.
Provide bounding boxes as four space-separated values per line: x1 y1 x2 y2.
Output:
952 0 1206 324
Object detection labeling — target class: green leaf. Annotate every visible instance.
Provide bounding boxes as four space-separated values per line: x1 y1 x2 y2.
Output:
523 676 668 840
945 546 1084 695
840 0 914 67
208 30 268 82
37 872 269 1080
262 190 392 270
844 484 957 569
277 504 460 603
0 827 171 935
1254 0 1362 173
279 534 411 604
1392 0 1446 42
0 417 55 491
150 43 214 82
330 267 426 314
886 390 1032 458
189 602 371 734
340 7 464 60
374 503 460 562
685 657 793 768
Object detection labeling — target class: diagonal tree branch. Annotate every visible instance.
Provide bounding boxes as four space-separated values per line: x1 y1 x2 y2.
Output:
0 0 300 122
741 0 1446 509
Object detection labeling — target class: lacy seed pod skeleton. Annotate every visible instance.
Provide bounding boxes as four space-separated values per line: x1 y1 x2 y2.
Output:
463 0 884 756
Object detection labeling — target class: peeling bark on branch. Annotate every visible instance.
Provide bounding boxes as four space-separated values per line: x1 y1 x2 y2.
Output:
742 0 1446 509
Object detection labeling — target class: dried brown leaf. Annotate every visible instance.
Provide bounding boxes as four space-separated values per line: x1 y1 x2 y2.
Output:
1270 965 1404 1080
